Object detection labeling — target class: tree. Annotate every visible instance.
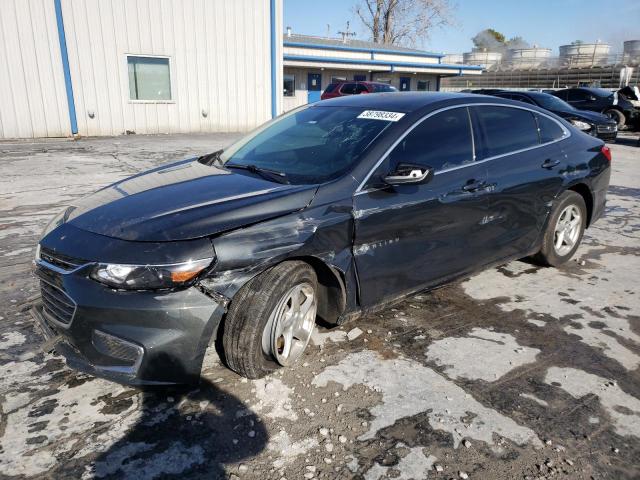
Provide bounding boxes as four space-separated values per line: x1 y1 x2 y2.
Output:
472 28 506 50
354 0 456 47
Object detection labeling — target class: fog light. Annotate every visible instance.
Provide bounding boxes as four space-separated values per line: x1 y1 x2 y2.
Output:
92 330 143 366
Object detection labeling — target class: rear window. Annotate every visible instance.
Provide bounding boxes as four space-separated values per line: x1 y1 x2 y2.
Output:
536 114 565 143
373 84 397 93
473 106 540 159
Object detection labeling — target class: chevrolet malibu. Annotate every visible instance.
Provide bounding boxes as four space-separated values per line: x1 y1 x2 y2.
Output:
33 93 611 384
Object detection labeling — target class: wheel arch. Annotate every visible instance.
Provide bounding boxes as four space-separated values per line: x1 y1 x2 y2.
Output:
567 182 594 227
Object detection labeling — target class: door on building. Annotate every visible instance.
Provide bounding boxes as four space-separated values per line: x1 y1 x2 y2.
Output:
399 77 411 91
353 74 367 81
307 73 322 103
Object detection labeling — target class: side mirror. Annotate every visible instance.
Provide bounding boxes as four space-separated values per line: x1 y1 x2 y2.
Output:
383 163 433 185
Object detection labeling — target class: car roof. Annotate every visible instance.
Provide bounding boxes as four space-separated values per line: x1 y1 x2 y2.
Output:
331 80 389 85
315 92 478 113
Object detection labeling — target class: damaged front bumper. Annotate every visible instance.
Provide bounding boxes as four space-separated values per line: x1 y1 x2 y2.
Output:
32 261 227 386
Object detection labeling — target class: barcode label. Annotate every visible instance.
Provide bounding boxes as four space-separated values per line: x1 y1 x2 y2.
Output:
357 110 405 122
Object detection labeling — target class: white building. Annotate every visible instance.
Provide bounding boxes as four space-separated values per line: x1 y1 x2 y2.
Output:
283 33 482 111
0 1 480 140
0 0 283 139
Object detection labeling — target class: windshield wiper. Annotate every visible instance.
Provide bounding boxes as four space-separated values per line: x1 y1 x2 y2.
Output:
197 149 224 166
225 163 290 184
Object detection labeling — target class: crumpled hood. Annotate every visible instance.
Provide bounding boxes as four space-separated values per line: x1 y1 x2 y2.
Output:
66 159 318 241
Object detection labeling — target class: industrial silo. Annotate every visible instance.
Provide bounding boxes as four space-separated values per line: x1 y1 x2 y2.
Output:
623 40 640 65
463 48 503 68
559 41 611 67
507 46 552 69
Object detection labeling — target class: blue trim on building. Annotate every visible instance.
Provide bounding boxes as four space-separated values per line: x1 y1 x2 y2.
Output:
284 40 445 59
269 0 277 118
54 0 78 135
283 54 483 72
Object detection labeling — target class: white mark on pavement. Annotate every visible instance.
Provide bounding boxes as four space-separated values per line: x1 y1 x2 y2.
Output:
426 328 540 381
312 350 542 448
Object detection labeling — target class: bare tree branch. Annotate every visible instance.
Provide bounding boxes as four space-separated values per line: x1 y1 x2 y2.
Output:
355 0 456 47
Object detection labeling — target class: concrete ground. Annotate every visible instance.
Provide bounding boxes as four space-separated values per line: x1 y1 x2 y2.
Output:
0 132 638 480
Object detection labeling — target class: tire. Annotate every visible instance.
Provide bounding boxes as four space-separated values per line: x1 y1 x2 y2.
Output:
533 191 587 267
604 109 626 128
222 261 318 379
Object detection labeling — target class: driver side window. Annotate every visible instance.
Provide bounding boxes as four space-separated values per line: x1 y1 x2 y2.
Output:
387 107 475 172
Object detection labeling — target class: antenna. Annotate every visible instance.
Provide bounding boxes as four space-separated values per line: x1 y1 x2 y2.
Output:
326 24 330 38
337 21 356 44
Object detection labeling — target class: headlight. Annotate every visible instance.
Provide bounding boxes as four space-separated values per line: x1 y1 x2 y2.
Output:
90 258 213 290
570 119 592 131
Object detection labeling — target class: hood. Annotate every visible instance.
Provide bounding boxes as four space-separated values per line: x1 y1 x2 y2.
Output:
553 108 613 124
65 159 318 241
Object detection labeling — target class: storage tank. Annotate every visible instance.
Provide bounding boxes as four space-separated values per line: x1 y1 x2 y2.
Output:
442 54 464 65
463 48 503 68
507 46 552 69
623 40 640 65
559 41 610 67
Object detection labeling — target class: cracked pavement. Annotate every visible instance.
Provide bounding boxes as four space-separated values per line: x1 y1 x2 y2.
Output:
0 133 638 479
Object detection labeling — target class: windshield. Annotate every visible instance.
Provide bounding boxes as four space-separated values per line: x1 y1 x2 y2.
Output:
220 106 394 184
530 93 575 112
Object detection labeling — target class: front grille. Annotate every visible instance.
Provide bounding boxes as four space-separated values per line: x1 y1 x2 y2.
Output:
39 247 83 272
597 124 617 133
40 280 76 325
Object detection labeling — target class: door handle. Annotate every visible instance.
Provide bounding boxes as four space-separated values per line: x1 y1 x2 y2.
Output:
462 180 487 193
541 159 560 169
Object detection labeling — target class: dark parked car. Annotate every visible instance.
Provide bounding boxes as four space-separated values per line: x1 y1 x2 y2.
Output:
321 81 397 100
487 90 618 141
34 93 611 385
552 87 639 129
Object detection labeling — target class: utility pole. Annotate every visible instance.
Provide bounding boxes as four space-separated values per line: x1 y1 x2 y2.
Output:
338 21 356 44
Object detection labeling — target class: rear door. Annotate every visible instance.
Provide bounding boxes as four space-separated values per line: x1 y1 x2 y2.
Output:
353 107 491 306
472 105 566 261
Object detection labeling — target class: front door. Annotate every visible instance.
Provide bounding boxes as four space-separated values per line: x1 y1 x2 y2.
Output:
353 107 491 307
471 105 565 261
307 73 322 103
399 77 411 91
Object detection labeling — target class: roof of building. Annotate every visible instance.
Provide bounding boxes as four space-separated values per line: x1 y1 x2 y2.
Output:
284 33 444 58
313 91 493 112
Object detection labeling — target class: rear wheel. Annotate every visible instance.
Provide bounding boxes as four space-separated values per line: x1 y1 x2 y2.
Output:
222 261 317 379
604 109 625 128
533 191 587 267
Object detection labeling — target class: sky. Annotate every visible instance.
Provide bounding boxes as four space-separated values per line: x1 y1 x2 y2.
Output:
284 0 640 54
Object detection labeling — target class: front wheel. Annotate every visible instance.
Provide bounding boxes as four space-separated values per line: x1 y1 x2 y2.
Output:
533 191 587 267
604 109 625 128
222 261 318 379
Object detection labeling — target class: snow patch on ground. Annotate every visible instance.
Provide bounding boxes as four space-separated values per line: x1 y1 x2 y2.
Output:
268 430 319 469
0 330 26 350
251 377 297 421
545 367 640 439
364 444 436 480
312 350 542 448
426 328 540 381
311 327 347 347
463 253 640 370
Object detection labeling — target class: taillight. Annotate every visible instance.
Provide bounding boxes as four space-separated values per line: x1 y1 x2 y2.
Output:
601 145 612 162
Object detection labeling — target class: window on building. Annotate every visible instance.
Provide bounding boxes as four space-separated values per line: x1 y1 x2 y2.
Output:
417 80 429 91
283 74 295 97
353 74 367 81
127 56 171 101
331 76 347 83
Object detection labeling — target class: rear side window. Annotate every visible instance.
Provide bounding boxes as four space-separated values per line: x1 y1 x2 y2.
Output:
473 106 540 159
355 84 369 94
340 83 357 95
536 114 565 143
388 107 474 171
324 83 338 94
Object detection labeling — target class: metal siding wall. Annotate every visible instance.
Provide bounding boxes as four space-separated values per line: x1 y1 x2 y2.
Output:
60 0 274 136
0 0 70 138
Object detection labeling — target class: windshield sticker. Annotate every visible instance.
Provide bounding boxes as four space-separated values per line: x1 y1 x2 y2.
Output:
357 110 405 122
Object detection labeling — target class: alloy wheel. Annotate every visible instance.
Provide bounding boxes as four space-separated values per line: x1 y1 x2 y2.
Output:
553 205 582 256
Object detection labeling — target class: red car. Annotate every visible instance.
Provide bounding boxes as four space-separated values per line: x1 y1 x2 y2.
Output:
320 81 397 100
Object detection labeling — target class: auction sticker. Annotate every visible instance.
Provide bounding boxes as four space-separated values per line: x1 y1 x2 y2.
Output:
357 110 405 122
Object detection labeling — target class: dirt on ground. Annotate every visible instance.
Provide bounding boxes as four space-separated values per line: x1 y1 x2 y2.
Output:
0 133 638 480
